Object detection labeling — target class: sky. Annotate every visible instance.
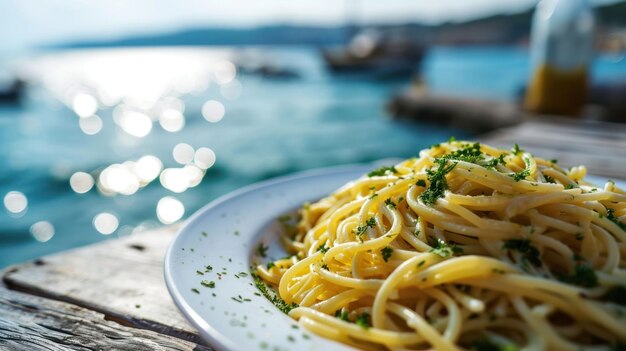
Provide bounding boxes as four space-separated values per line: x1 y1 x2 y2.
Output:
0 0 620 51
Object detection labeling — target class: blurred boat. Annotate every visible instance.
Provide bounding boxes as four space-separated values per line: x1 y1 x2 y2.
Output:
0 74 24 104
322 29 425 78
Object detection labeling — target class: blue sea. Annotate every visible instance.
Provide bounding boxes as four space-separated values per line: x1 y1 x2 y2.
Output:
1 46 625 267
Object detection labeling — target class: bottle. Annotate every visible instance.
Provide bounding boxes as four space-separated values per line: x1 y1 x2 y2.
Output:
525 0 594 116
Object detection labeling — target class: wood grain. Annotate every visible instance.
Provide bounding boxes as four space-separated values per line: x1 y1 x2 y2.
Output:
480 117 626 179
0 286 210 351
2 226 211 347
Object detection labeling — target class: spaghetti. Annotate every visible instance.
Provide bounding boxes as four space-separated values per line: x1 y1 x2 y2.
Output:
256 140 626 351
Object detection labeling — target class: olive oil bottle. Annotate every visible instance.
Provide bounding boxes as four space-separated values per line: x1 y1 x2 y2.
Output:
525 0 594 116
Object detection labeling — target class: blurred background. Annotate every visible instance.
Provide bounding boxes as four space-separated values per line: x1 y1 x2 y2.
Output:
1 0 626 267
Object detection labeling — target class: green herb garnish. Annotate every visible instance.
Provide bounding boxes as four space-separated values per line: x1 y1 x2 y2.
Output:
420 159 457 205
201 280 216 288
416 179 426 187
502 239 541 267
317 243 329 253
355 312 371 329
558 263 598 288
368 166 397 177
380 246 393 262
604 286 626 305
384 198 396 209
256 243 268 258
429 238 463 258
607 208 626 232
252 273 298 314
355 217 376 238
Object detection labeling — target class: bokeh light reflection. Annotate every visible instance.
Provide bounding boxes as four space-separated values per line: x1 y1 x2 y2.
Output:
78 114 103 135
194 147 216 170
99 164 140 195
4 191 28 215
93 212 119 235
119 111 152 138
201 100 225 123
72 93 98 117
213 60 237 85
159 109 185 132
156 196 184 224
173 143 195 165
30 221 55 242
159 168 190 193
69 172 95 194
133 155 163 183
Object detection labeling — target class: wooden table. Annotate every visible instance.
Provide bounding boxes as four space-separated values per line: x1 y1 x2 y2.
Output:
2 117 626 350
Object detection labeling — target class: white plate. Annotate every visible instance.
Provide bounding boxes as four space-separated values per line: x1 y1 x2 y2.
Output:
164 165 621 351
164 164 373 351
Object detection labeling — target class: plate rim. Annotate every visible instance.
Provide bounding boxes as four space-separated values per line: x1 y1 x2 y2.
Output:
164 163 371 351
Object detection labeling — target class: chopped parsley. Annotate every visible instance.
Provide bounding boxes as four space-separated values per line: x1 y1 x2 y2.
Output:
384 198 396 209
607 208 626 232
355 217 376 238
429 238 463 258
380 246 393 262
367 165 397 177
564 183 577 190
544 175 556 184
191 288 200 294
417 260 425 268
483 154 506 169
335 310 350 321
355 312 371 329
266 261 275 269
205 265 213 272
471 339 518 351
321 263 329 270
509 157 531 181
256 243 268 258
201 280 216 288
604 286 626 305
317 243 329 253
558 263 598 288
442 142 483 164
416 179 427 187
512 143 522 155
502 239 541 267
420 159 457 205
252 273 298 314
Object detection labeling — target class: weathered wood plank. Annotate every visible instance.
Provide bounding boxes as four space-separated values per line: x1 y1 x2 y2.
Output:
0 286 210 351
479 117 626 179
2 226 212 348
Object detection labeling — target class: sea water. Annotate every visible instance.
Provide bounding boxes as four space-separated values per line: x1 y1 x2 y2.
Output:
0 46 624 267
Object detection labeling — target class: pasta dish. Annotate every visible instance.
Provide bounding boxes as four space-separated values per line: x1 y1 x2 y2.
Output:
255 140 626 351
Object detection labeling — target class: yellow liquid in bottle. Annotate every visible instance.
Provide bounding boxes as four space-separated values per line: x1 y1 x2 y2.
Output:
525 65 588 116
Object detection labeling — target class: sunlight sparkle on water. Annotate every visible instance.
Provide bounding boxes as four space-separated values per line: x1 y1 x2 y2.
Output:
133 155 163 183
194 147 216 170
69 172 95 194
119 111 152 138
79 114 103 135
159 109 185 132
213 60 237 85
93 212 119 235
157 196 184 224
173 143 195 165
99 164 140 195
201 100 225 123
159 168 190 193
4 191 28 215
72 93 98 118
30 221 55 242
